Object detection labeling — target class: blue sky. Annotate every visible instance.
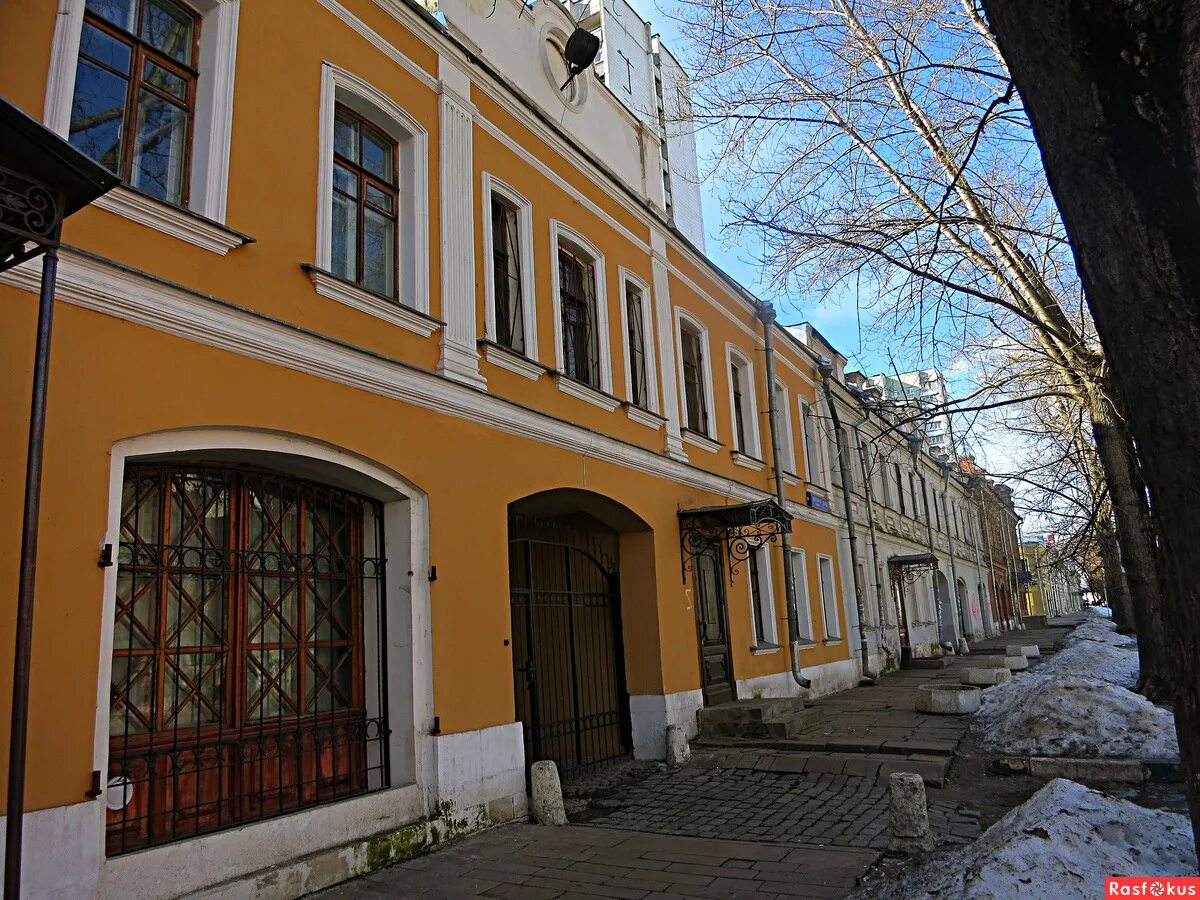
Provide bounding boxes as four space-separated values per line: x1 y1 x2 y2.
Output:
625 0 896 379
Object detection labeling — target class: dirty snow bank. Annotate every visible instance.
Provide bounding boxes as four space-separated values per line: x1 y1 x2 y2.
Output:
975 675 1177 759
1086 605 1113 619
856 779 1196 900
1066 620 1137 648
1033 640 1138 689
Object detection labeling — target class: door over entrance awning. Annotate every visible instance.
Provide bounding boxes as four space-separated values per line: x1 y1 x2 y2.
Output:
888 552 939 584
678 498 792 583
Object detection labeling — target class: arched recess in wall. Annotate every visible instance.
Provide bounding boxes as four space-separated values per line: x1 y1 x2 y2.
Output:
94 428 432 855
504 488 658 775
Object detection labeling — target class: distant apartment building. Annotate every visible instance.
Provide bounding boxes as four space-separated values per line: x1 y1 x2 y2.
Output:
863 369 953 451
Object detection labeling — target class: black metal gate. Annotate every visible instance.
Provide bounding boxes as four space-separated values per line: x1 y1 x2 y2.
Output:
508 516 630 778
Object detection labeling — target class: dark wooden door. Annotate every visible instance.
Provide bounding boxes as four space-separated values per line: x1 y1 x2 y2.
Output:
694 548 736 706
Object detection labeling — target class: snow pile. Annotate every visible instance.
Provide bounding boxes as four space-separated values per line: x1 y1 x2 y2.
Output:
1033 640 1139 689
1086 605 1113 619
1065 620 1137 648
857 779 1196 900
975 675 1177 759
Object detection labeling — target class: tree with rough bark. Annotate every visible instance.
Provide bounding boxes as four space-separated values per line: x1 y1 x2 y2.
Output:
982 0 1200 857
671 0 1172 697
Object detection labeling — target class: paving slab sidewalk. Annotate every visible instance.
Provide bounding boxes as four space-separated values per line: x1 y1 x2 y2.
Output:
314 619 1079 898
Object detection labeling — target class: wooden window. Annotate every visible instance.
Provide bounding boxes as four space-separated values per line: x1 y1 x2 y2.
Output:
107 465 387 855
789 549 814 641
774 382 795 472
802 401 823 487
895 463 906 514
818 555 840 639
624 282 649 408
69 0 200 205
331 105 399 297
730 361 747 452
558 243 601 388
680 323 709 434
491 194 525 352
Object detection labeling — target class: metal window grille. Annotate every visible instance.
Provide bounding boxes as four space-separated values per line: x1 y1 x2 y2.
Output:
106 464 389 855
558 244 600 388
624 284 648 409
492 195 524 352
680 326 708 434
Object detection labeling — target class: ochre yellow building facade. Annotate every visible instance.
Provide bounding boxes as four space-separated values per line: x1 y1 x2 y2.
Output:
0 0 855 894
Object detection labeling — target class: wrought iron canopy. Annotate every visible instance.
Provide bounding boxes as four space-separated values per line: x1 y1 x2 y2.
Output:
679 498 792 583
0 98 118 272
888 552 939 585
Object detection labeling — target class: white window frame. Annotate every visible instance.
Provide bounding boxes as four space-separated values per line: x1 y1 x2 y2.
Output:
748 545 778 648
818 553 841 640
481 173 537 361
550 220 613 393
43 0 242 248
674 308 717 440
315 64 431 321
725 345 760 458
790 548 815 642
617 268 659 413
799 398 826 488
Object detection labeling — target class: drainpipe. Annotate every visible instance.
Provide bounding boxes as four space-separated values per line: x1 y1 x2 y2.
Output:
817 360 877 683
855 428 890 654
755 303 810 690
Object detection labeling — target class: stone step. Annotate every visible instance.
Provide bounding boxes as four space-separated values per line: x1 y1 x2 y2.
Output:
694 748 952 786
904 657 950 670
694 733 959 757
696 697 820 738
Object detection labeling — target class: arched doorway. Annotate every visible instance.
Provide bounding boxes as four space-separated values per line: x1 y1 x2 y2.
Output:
934 570 956 644
508 490 647 778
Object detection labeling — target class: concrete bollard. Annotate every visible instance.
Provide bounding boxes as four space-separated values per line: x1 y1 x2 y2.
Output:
1020 644 1041 659
530 760 568 826
665 724 691 767
961 666 1011 686
889 772 934 855
1005 654 1029 671
957 638 970 656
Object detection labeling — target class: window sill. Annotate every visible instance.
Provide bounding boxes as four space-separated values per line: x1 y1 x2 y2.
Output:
682 429 722 454
782 471 801 487
732 451 765 471
751 643 782 656
478 339 545 381
625 403 664 430
823 638 843 645
304 266 442 338
555 375 621 412
94 185 253 256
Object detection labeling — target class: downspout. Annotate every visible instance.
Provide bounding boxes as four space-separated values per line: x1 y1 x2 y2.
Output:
755 304 810 690
817 360 877 683
855 428 890 654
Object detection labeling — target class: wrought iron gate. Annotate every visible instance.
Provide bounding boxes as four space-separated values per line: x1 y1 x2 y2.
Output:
508 517 630 778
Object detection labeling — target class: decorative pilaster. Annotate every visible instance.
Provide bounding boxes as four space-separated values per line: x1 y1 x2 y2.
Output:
650 230 686 460
437 58 485 389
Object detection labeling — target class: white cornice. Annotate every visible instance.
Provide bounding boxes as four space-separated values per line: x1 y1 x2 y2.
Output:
305 267 442 337
0 250 848 527
732 452 766 472
481 343 544 380
683 430 722 455
625 405 664 431
93 187 250 255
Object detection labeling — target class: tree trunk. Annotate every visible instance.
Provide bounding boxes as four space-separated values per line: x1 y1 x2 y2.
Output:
1095 516 1135 632
983 0 1200 858
1092 410 1173 700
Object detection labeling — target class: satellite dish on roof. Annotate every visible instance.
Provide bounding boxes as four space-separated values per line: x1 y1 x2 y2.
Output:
559 28 600 91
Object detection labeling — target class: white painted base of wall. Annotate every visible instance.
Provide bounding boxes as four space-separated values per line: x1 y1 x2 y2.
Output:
734 657 863 702
629 690 704 759
0 723 528 899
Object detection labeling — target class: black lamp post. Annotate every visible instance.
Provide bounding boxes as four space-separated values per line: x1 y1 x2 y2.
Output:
0 97 118 898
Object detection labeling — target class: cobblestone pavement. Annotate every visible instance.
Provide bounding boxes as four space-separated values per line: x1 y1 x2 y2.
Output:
316 823 876 899
316 620 1081 898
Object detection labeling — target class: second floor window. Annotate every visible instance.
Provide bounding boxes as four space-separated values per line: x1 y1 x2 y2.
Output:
491 195 525 352
559 243 601 388
896 463 906 514
70 0 199 206
802 401 823 487
331 106 399 298
680 323 709 434
731 362 748 452
625 282 649 408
